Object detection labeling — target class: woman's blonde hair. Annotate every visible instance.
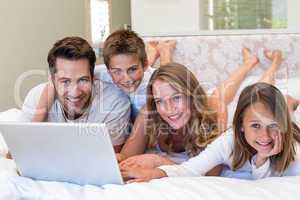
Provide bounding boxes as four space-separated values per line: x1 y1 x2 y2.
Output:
146 63 220 157
232 82 300 172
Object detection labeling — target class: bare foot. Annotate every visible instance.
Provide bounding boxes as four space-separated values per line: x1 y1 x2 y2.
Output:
146 41 159 67
258 49 282 84
264 49 282 67
242 48 259 69
157 40 177 66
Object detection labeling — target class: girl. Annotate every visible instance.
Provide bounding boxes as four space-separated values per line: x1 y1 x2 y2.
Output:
122 82 300 182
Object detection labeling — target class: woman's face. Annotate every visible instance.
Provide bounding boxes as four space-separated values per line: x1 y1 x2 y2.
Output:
242 102 282 154
152 79 191 130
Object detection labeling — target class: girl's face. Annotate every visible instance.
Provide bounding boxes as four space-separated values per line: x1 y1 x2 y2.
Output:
242 102 281 154
152 79 191 130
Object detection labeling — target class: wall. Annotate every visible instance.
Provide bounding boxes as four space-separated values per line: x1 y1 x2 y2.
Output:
131 0 200 35
110 0 131 32
288 0 300 30
0 0 87 111
131 0 299 36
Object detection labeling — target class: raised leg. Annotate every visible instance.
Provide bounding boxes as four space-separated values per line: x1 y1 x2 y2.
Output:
157 40 177 66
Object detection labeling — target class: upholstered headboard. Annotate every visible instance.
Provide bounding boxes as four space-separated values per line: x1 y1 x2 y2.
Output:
144 33 300 92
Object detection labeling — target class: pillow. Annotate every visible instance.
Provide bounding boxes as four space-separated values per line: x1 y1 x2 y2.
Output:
0 109 23 157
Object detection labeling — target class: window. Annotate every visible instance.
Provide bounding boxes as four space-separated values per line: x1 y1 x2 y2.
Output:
90 0 110 46
204 0 287 30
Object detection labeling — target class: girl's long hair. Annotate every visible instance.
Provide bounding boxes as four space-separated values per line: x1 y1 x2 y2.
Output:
232 82 300 172
146 63 220 157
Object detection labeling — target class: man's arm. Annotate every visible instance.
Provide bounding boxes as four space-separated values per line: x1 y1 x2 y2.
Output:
22 83 48 121
31 82 55 122
102 89 131 153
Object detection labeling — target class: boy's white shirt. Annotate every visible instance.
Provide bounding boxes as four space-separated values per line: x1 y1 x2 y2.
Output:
94 64 155 117
158 128 300 180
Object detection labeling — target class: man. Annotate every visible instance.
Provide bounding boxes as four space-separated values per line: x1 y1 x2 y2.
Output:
22 37 131 152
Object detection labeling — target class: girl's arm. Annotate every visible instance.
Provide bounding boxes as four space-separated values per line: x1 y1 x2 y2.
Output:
31 82 55 122
157 133 230 177
116 107 149 162
122 132 232 182
120 153 175 169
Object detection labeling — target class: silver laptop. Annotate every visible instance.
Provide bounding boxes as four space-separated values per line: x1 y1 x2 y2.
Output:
0 122 123 186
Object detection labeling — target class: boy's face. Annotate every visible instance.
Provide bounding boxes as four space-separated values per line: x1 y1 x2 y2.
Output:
52 58 93 119
108 54 145 93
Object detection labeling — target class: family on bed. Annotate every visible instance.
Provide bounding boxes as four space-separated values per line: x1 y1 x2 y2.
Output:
8 29 300 183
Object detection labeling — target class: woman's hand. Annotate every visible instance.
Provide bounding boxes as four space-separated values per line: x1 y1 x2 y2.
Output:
121 165 167 183
120 154 174 169
255 133 282 167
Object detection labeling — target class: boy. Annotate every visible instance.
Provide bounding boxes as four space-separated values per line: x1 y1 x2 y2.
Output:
95 29 176 119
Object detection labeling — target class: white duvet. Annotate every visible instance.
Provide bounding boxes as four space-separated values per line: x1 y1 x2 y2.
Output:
1 77 300 200
0 157 300 200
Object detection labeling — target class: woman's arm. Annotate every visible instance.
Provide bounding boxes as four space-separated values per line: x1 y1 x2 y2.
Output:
116 107 149 162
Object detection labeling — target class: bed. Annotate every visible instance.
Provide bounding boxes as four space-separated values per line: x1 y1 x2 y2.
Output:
1 33 300 199
0 156 300 200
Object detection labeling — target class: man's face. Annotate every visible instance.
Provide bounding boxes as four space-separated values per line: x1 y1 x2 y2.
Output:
108 54 145 93
52 58 93 119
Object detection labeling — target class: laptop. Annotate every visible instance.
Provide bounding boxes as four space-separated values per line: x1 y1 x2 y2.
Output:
0 122 123 186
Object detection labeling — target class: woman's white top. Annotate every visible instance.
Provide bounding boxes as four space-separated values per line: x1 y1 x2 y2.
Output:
158 128 300 180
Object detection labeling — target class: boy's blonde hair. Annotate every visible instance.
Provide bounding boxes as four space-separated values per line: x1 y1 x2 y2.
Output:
146 63 220 157
232 82 300 172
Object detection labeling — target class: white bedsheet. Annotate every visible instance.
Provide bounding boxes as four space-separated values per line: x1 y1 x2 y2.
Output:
1 77 300 200
0 157 299 200
0 108 24 157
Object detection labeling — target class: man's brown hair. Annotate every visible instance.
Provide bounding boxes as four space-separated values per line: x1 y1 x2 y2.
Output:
103 29 147 68
48 36 96 77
